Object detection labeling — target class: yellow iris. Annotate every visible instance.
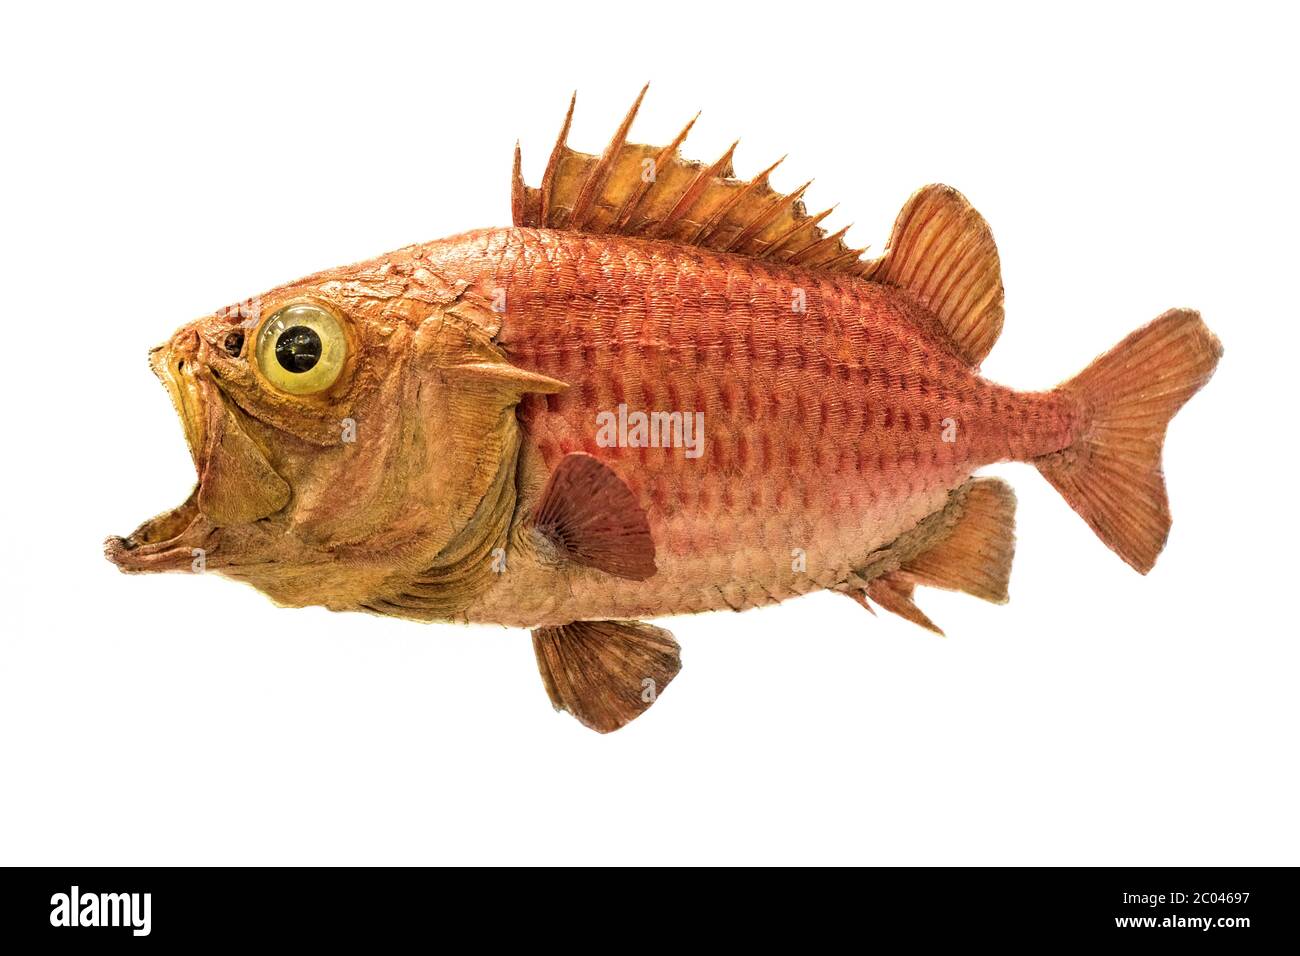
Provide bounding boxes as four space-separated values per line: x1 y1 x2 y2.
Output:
254 302 347 395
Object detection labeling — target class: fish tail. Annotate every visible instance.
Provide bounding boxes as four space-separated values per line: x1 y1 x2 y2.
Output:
1035 309 1222 573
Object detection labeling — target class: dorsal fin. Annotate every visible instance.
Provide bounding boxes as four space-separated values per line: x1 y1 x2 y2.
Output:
512 86 871 273
863 184 1005 366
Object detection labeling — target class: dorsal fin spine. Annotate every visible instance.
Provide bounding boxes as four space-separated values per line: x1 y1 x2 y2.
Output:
689 155 785 245
611 111 699 231
515 88 868 272
570 84 649 230
767 204 837 259
818 245 870 271
539 93 576 227
510 141 525 227
726 179 813 254
788 223 852 267
648 140 739 239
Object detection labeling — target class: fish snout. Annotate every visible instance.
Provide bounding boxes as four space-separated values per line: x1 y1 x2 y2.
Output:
148 328 205 382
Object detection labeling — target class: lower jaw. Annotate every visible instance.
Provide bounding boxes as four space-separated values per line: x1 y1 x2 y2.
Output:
104 487 212 573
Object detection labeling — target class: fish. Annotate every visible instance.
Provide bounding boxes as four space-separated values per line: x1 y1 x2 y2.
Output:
106 87 1223 733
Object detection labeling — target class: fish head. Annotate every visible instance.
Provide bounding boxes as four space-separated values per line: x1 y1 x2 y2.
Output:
105 243 565 616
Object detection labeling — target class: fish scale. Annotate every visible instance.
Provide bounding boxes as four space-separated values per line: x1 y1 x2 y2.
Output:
106 90 1221 733
428 227 1082 625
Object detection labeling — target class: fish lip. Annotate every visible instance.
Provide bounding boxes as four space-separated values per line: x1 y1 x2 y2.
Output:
105 336 214 574
151 337 207 468
108 328 291 573
104 487 213 573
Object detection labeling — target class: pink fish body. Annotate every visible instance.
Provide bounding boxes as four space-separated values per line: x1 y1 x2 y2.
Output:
107 91 1221 732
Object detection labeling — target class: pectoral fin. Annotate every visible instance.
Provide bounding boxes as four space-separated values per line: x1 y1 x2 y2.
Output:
532 620 681 733
532 452 657 580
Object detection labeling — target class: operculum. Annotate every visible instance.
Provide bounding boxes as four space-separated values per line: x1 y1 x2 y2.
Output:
361 307 568 619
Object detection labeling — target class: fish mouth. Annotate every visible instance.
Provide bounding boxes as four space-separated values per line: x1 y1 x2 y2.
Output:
105 337 215 573
106 330 292 573
104 487 209 573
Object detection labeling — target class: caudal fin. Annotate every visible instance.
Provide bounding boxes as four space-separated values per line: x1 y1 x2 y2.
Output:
1036 309 1222 573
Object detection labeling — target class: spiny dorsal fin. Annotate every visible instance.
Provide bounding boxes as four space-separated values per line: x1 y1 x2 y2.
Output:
513 86 871 273
863 184 1005 366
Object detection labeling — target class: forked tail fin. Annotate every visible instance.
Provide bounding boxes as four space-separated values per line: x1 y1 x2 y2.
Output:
1036 309 1222 573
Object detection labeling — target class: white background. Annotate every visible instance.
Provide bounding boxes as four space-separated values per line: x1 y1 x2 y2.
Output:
2 2 1296 865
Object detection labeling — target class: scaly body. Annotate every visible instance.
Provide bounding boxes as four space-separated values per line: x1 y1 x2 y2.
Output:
426 228 1080 626
107 90 1221 732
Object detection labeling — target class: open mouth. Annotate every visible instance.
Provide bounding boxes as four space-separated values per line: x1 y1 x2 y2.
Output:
104 488 208 572
104 339 214 573
106 330 294 573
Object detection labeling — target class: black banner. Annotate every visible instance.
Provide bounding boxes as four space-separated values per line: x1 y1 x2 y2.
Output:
0 867 1291 944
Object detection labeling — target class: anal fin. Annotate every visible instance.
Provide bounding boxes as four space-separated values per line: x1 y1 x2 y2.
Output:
853 577 942 635
532 620 681 733
850 478 1017 634
532 452 657 580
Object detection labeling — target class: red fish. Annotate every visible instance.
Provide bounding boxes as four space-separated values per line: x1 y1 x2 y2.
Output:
107 89 1222 733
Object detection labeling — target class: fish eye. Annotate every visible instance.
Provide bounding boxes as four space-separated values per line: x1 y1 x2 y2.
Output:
275 326 321 372
254 302 347 395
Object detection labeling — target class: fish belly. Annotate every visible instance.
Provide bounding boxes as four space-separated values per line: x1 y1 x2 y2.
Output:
433 229 1077 626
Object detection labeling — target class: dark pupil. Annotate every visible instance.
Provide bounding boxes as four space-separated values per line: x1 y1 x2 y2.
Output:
274 326 322 373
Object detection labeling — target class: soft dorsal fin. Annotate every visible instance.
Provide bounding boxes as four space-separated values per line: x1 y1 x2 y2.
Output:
864 184 1005 366
512 86 871 272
